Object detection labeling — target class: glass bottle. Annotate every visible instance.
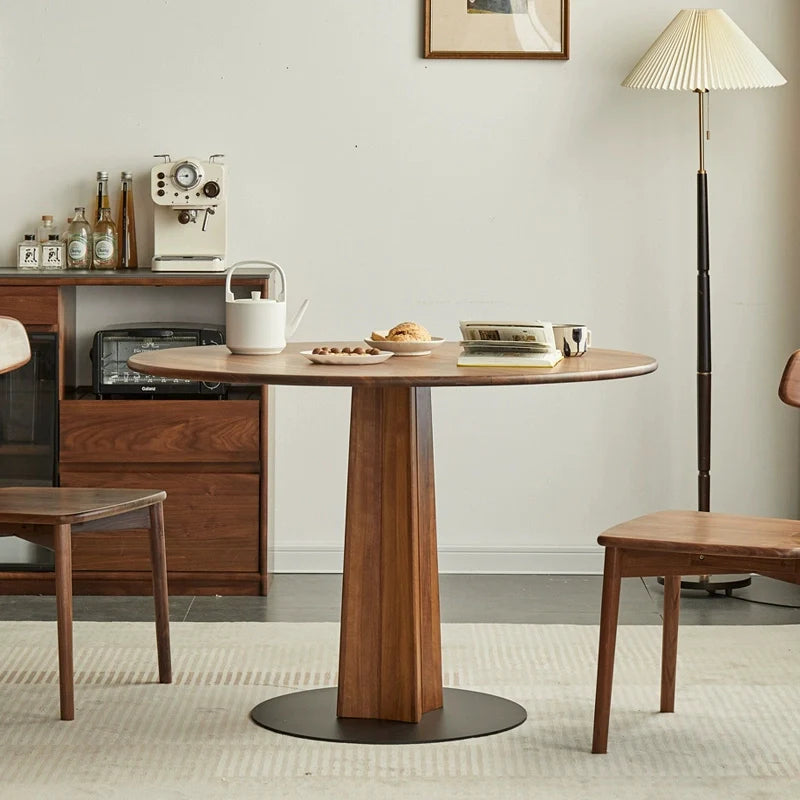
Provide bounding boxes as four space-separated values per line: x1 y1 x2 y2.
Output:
117 171 138 269
41 233 66 270
92 170 111 226
37 214 57 244
66 207 92 270
17 234 40 270
92 206 118 269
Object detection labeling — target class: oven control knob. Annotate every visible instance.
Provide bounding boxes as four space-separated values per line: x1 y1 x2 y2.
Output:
203 181 220 198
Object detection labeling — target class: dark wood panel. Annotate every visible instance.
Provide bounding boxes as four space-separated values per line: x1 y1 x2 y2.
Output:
129 343 658 388
60 400 260 463
0 571 262 596
0 268 270 287
0 286 60 325
60 471 260 572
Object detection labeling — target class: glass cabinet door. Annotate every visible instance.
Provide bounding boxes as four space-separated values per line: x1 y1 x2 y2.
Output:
0 332 57 568
0 332 58 487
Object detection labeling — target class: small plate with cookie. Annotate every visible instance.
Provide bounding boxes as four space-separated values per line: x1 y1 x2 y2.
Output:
301 346 394 366
366 322 445 356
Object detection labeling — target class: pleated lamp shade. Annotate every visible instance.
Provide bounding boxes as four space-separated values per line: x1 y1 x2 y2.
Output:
622 9 786 91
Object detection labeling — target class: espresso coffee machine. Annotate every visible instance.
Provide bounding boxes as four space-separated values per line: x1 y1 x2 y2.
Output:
150 154 227 272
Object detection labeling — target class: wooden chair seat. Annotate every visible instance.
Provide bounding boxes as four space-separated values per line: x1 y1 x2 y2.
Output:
592 351 800 755
600 510 800 560
0 487 167 524
1 317 171 721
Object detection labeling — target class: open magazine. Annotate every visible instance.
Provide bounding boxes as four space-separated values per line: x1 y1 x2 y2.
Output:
457 320 563 368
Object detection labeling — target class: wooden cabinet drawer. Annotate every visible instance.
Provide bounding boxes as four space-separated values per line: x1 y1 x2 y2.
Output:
0 286 60 326
61 470 260 572
60 400 260 463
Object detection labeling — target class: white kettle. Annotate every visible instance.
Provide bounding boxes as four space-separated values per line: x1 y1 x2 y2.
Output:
224 260 310 355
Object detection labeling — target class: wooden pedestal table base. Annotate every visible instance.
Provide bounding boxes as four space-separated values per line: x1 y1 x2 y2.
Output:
251 386 526 743
127 342 657 745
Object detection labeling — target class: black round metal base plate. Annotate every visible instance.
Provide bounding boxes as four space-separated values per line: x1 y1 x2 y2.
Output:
657 574 752 595
250 687 527 744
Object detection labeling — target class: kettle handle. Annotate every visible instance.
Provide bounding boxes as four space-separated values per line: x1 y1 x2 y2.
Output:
225 260 287 302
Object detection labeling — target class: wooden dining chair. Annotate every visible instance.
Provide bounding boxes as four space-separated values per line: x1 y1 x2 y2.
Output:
591 350 800 754
0 316 171 720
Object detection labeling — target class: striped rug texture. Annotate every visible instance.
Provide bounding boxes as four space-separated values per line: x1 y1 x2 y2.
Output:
1 621 798 799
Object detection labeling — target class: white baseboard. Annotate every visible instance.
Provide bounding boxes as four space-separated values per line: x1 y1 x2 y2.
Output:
272 545 604 574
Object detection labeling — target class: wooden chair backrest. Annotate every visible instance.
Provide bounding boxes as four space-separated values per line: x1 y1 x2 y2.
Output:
0 316 31 375
779 350 800 408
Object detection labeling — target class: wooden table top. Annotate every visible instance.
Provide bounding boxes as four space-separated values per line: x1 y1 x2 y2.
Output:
129 342 657 388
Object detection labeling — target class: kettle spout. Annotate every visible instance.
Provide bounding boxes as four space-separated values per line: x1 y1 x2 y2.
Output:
287 299 310 338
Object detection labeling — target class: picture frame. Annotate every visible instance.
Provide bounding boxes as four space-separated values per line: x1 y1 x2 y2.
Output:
424 0 569 60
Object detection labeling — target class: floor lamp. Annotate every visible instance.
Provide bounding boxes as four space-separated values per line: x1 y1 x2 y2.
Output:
622 9 786 593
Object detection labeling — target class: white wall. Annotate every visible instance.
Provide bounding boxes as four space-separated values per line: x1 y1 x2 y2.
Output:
1 1 798 572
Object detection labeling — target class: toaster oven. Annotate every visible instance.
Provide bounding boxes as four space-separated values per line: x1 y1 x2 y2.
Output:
91 324 226 398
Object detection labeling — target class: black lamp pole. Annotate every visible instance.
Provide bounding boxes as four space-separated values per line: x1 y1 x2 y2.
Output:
696 89 711 514
688 89 750 594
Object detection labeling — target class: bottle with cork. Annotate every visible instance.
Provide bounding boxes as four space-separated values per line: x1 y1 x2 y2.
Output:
37 215 58 244
117 171 138 269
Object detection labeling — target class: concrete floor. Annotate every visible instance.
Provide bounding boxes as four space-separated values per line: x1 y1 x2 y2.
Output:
1 574 799 624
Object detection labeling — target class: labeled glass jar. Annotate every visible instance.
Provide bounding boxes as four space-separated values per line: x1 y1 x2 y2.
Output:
17 234 40 270
41 233 66 270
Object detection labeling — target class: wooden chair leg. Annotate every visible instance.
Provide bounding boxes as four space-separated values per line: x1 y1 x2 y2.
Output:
592 546 623 754
660 574 681 713
53 523 74 721
148 502 172 684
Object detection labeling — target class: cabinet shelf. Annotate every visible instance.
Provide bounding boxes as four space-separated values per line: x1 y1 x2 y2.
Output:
0 268 268 287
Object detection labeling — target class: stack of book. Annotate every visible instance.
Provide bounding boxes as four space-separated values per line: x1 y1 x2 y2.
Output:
456 320 564 368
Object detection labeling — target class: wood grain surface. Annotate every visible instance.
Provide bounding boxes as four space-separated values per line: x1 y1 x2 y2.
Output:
337 386 442 723
0 268 269 287
598 510 800 558
60 471 259 572
128 342 657 388
60 400 260 463
0 487 166 525
0 288 60 326
779 349 800 408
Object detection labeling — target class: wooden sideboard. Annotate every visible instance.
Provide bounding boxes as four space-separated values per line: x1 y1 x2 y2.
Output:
0 269 273 596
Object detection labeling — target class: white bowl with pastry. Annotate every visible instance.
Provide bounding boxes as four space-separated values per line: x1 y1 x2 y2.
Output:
365 322 445 356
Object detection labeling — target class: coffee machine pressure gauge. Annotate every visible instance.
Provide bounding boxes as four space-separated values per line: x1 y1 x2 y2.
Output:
173 160 203 190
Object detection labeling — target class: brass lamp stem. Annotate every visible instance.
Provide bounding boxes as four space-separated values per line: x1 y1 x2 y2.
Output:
696 89 707 173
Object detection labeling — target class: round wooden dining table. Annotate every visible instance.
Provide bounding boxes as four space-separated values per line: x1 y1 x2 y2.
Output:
128 341 657 744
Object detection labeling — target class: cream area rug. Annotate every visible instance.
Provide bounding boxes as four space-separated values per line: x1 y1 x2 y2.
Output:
1 621 798 800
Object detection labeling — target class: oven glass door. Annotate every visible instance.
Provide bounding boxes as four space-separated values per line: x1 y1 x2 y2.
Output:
99 333 199 388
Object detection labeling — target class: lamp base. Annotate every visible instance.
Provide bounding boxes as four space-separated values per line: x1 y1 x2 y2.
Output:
656 574 752 596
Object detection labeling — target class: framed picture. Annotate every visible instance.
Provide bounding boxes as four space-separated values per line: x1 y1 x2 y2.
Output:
424 0 569 60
